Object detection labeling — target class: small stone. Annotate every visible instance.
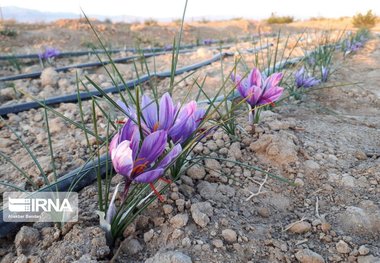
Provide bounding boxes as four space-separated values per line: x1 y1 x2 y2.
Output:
145 251 192 263
170 213 189 228
58 78 69 89
73 254 97 263
197 181 217 200
14 255 28 263
171 229 184 239
123 223 136 238
33 113 43 122
163 204 173 215
205 159 221 170
181 237 191 247
294 178 304 187
321 223 331 233
287 221 312 234
212 239 224 248
186 165 206 180
257 207 270 218
357 255 380 263
358 245 370 256
341 174 356 187
222 229 237 243
121 238 143 255
295 249 325 263
206 141 218 151
41 67 59 87
304 160 320 171
355 150 367 160
144 229 154 243
49 118 65 134
190 202 213 228
228 142 242 160
336 240 351 254
15 226 40 255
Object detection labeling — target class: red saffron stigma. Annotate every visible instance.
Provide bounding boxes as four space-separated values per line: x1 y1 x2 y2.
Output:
159 177 172 184
149 183 164 202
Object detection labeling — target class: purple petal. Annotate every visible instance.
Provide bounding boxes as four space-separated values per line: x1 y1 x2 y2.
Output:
109 132 119 155
117 100 134 116
169 116 196 144
248 68 262 87
133 168 165 183
159 93 176 131
263 72 283 90
119 118 137 142
237 82 248 99
158 144 182 168
194 108 206 124
258 86 284 105
141 95 158 131
111 140 134 177
136 130 167 166
247 85 263 106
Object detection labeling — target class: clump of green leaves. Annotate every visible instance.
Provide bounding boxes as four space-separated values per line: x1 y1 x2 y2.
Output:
0 28 17 37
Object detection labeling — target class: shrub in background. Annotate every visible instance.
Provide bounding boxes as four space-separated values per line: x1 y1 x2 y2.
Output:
266 13 294 24
352 10 377 29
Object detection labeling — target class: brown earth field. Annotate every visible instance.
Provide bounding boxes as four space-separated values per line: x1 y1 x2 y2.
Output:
0 18 379 263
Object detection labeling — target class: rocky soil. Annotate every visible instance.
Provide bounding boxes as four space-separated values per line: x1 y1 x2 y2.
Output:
0 22 379 263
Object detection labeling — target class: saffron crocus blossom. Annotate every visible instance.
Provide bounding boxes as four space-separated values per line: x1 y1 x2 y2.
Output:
232 68 284 123
141 92 178 133
321 66 329 82
117 93 205 144
169 101 206 144
203 39 215 45
233 68 284 106
164 44 173 51
110 119 182 199
294 67 320 88
39 47 60 60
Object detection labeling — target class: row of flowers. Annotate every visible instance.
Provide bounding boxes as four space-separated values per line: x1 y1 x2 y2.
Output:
98 29 369 241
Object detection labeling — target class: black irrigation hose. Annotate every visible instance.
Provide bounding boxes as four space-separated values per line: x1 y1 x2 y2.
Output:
0 44 198 61
0 45 270 117
0 155 112 238
0 49 198 82
0 33 266 61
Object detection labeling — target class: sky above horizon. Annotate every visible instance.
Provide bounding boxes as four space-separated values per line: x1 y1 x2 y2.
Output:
1 0 379 19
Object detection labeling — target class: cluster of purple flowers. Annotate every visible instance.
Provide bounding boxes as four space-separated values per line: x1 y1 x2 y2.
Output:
294 67 320 88
321 66 329 83
344 34 367 55
203 39 216 45
38 47 60 60
232 68 284 123
109 93 205 199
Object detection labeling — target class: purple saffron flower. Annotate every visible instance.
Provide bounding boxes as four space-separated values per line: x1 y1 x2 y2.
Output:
233 68 284 107
164 44 173 51
110 120 182 198
294 67 320 88
169 101 206 144
39 47 60 60
117 93 205 144
232 68 284 123
203 39 214 45
321 66 329 82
